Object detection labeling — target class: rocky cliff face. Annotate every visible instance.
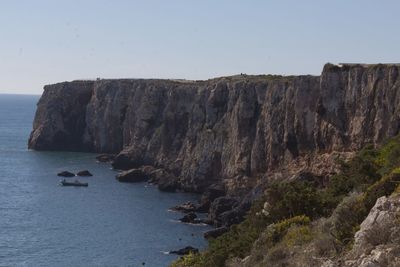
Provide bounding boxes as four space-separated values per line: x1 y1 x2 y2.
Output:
340 193 400 267
29 64 400 194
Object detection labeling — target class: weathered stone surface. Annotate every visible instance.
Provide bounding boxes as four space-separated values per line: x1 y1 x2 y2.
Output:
340 194 400 267
116 169 148 183
208 197 240 226
29 64 400 194
158 175 179 192
29 81 94 151
197 184 226 212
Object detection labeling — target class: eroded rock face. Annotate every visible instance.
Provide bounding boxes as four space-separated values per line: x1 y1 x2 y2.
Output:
116 169 148 183
341 194 400 267
29 64 400 194
28 81 94 151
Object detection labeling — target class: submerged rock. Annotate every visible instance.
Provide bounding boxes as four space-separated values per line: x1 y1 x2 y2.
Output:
170 246 199 255
57 171 75 177
116 169 148 183
77 170 93 176
179 212 197 223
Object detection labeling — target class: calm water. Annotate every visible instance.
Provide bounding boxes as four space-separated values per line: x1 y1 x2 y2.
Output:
0 94 210 267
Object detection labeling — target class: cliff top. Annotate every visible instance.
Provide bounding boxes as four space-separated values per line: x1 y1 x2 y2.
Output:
70 73 316 84
45 63 400 89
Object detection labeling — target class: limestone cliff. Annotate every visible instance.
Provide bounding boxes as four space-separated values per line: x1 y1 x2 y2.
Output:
29 63 400 194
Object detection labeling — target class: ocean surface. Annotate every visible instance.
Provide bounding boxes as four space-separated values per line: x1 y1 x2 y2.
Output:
0 94 210 267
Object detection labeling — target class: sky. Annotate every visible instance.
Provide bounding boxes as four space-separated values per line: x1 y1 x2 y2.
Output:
1 1 400 94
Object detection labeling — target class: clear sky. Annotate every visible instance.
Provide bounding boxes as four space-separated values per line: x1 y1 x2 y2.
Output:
1 0 399 94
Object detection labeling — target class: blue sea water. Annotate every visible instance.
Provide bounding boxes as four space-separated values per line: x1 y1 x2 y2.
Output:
0 94 210 267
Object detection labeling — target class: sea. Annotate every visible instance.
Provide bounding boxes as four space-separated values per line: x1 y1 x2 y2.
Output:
0 94 210 267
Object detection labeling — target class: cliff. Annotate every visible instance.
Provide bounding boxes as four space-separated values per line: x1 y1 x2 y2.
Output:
29 63 400 193
29 63 400 266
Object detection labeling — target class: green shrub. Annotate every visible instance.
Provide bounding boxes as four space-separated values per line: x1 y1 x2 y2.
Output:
326 145 381 197
282 225 313 247
362 171 400 210
266 181 326 220
375 136 400 174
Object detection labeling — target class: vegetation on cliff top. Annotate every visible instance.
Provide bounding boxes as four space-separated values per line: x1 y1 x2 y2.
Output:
171 135 400 267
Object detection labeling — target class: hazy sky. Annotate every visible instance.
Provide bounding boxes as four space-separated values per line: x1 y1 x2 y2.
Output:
1 0 400 94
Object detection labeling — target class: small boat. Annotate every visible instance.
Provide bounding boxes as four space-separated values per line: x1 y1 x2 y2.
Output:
60 179 88 187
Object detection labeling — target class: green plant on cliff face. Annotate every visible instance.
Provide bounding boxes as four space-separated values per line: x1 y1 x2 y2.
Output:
265 180 326 220
326 145 381 198
171 135 400 267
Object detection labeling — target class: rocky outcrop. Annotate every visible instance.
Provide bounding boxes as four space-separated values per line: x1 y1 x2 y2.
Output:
116 169 148 183
340 193 400 267
96 154 115 162
57 171 75 177
29 64 400 224
170 202 197 213
179 212 197 223
170 246 199 255
77 170 93 176
29 81 94 151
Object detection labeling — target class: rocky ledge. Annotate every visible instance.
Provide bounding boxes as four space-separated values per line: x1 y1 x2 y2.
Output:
29 63 400 226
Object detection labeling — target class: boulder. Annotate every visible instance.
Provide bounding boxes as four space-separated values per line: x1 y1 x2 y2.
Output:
170 201 196 213
116 169 148 183
57 171 75 177
77 170 93 176
158 178 179 192
157 173 179 192
95 154 115 163
137 166 180 192
179 212 197 223
112 151 137 170
197 184 226 212
170 246 199 255
208 197 239 226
